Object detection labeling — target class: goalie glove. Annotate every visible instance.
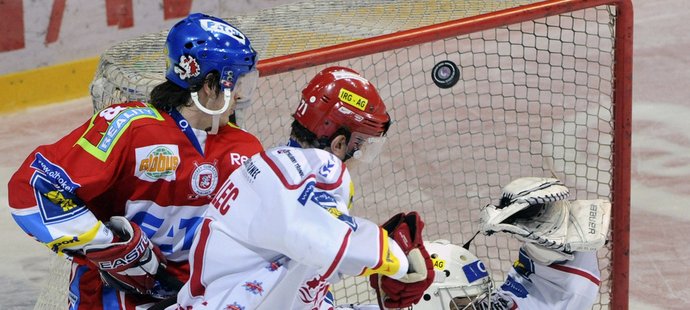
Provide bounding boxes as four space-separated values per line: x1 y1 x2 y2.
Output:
369 212 435 309
479 177 611 263
83 216 166 295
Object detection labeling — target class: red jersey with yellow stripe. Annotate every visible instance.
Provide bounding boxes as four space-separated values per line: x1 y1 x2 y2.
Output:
7 101 263 309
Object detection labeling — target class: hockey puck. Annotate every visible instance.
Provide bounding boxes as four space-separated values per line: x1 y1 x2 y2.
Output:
431 60 460 89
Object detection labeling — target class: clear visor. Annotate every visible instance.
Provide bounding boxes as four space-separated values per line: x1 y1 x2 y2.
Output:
351 135 387 163
231 68 259 111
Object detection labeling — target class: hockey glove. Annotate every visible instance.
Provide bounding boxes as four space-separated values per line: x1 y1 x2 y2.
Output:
479 177 611 262
370 212 435 309
84 216 166 295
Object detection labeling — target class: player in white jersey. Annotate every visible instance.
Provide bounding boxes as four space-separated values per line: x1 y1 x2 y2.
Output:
173 66 436 310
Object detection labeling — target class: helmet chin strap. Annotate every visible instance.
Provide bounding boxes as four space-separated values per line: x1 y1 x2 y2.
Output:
190 88 233 134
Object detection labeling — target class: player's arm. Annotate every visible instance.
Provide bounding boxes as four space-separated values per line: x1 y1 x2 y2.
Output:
7 103 167 294
8 117 118 252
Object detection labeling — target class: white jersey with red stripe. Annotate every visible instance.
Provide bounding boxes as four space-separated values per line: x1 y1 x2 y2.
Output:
475 249 601 310
175 146 408 310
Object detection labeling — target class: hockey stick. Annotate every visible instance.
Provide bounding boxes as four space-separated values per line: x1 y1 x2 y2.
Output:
146 266 184 310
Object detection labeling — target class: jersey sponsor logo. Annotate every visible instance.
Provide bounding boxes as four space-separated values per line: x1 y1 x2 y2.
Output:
128 204 204 258
276 148 305 177
98 107 159 152
230 152 249 166
30 153 80 193
44 191 78 212
298 181 316 205
190 162 219 197
242 280 264 296
199 19 246 44
242 158 261 182
311 191 358 231
501 275 529 298
338 87 368 111
49 236 79 253
29 153 88 224
319 160 335 178
48 222 104 253
135 145 180 182
77 104 163 161
462 259 489 283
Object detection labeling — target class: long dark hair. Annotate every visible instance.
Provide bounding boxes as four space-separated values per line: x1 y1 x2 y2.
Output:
149 72 221 111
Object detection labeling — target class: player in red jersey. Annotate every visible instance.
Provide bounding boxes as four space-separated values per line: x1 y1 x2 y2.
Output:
7 13 263 309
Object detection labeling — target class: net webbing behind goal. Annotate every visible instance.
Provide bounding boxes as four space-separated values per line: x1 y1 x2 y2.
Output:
36 0 632 309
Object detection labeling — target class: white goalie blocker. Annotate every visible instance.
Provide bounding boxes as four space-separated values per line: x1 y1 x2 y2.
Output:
413 240 493 310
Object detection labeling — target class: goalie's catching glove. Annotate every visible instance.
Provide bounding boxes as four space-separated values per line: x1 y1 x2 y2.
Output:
479 177 611 264
370 212 435 309
83 216 166 295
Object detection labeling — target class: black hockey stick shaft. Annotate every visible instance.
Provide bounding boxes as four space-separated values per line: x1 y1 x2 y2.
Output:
147 266 184 310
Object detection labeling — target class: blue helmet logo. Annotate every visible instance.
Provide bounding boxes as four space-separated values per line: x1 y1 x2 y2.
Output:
165 13 257 91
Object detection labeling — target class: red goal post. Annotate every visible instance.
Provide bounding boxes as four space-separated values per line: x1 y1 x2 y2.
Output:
37 0 632 309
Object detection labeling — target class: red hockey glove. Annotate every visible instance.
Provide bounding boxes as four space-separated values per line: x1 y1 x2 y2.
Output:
84 216 166 295
370 212 435 309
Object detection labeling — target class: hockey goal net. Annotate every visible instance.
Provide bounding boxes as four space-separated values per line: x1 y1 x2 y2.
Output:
36 0 632 309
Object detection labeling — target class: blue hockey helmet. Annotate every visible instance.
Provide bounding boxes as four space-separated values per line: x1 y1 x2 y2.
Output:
164 13 258 94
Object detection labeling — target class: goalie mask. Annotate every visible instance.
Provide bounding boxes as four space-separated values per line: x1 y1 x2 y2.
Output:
293 66 391 162
165 13 259 132
413 240 492 310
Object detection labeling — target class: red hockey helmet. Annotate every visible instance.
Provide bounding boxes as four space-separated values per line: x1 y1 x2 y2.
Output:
293 66 391 161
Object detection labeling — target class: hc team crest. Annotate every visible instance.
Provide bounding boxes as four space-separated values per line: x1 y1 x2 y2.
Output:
191 162 219 197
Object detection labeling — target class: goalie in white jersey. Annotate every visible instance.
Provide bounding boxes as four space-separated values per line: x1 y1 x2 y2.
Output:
174 66 436 310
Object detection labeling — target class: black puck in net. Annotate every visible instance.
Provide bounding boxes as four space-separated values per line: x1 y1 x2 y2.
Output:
431 60 460 89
